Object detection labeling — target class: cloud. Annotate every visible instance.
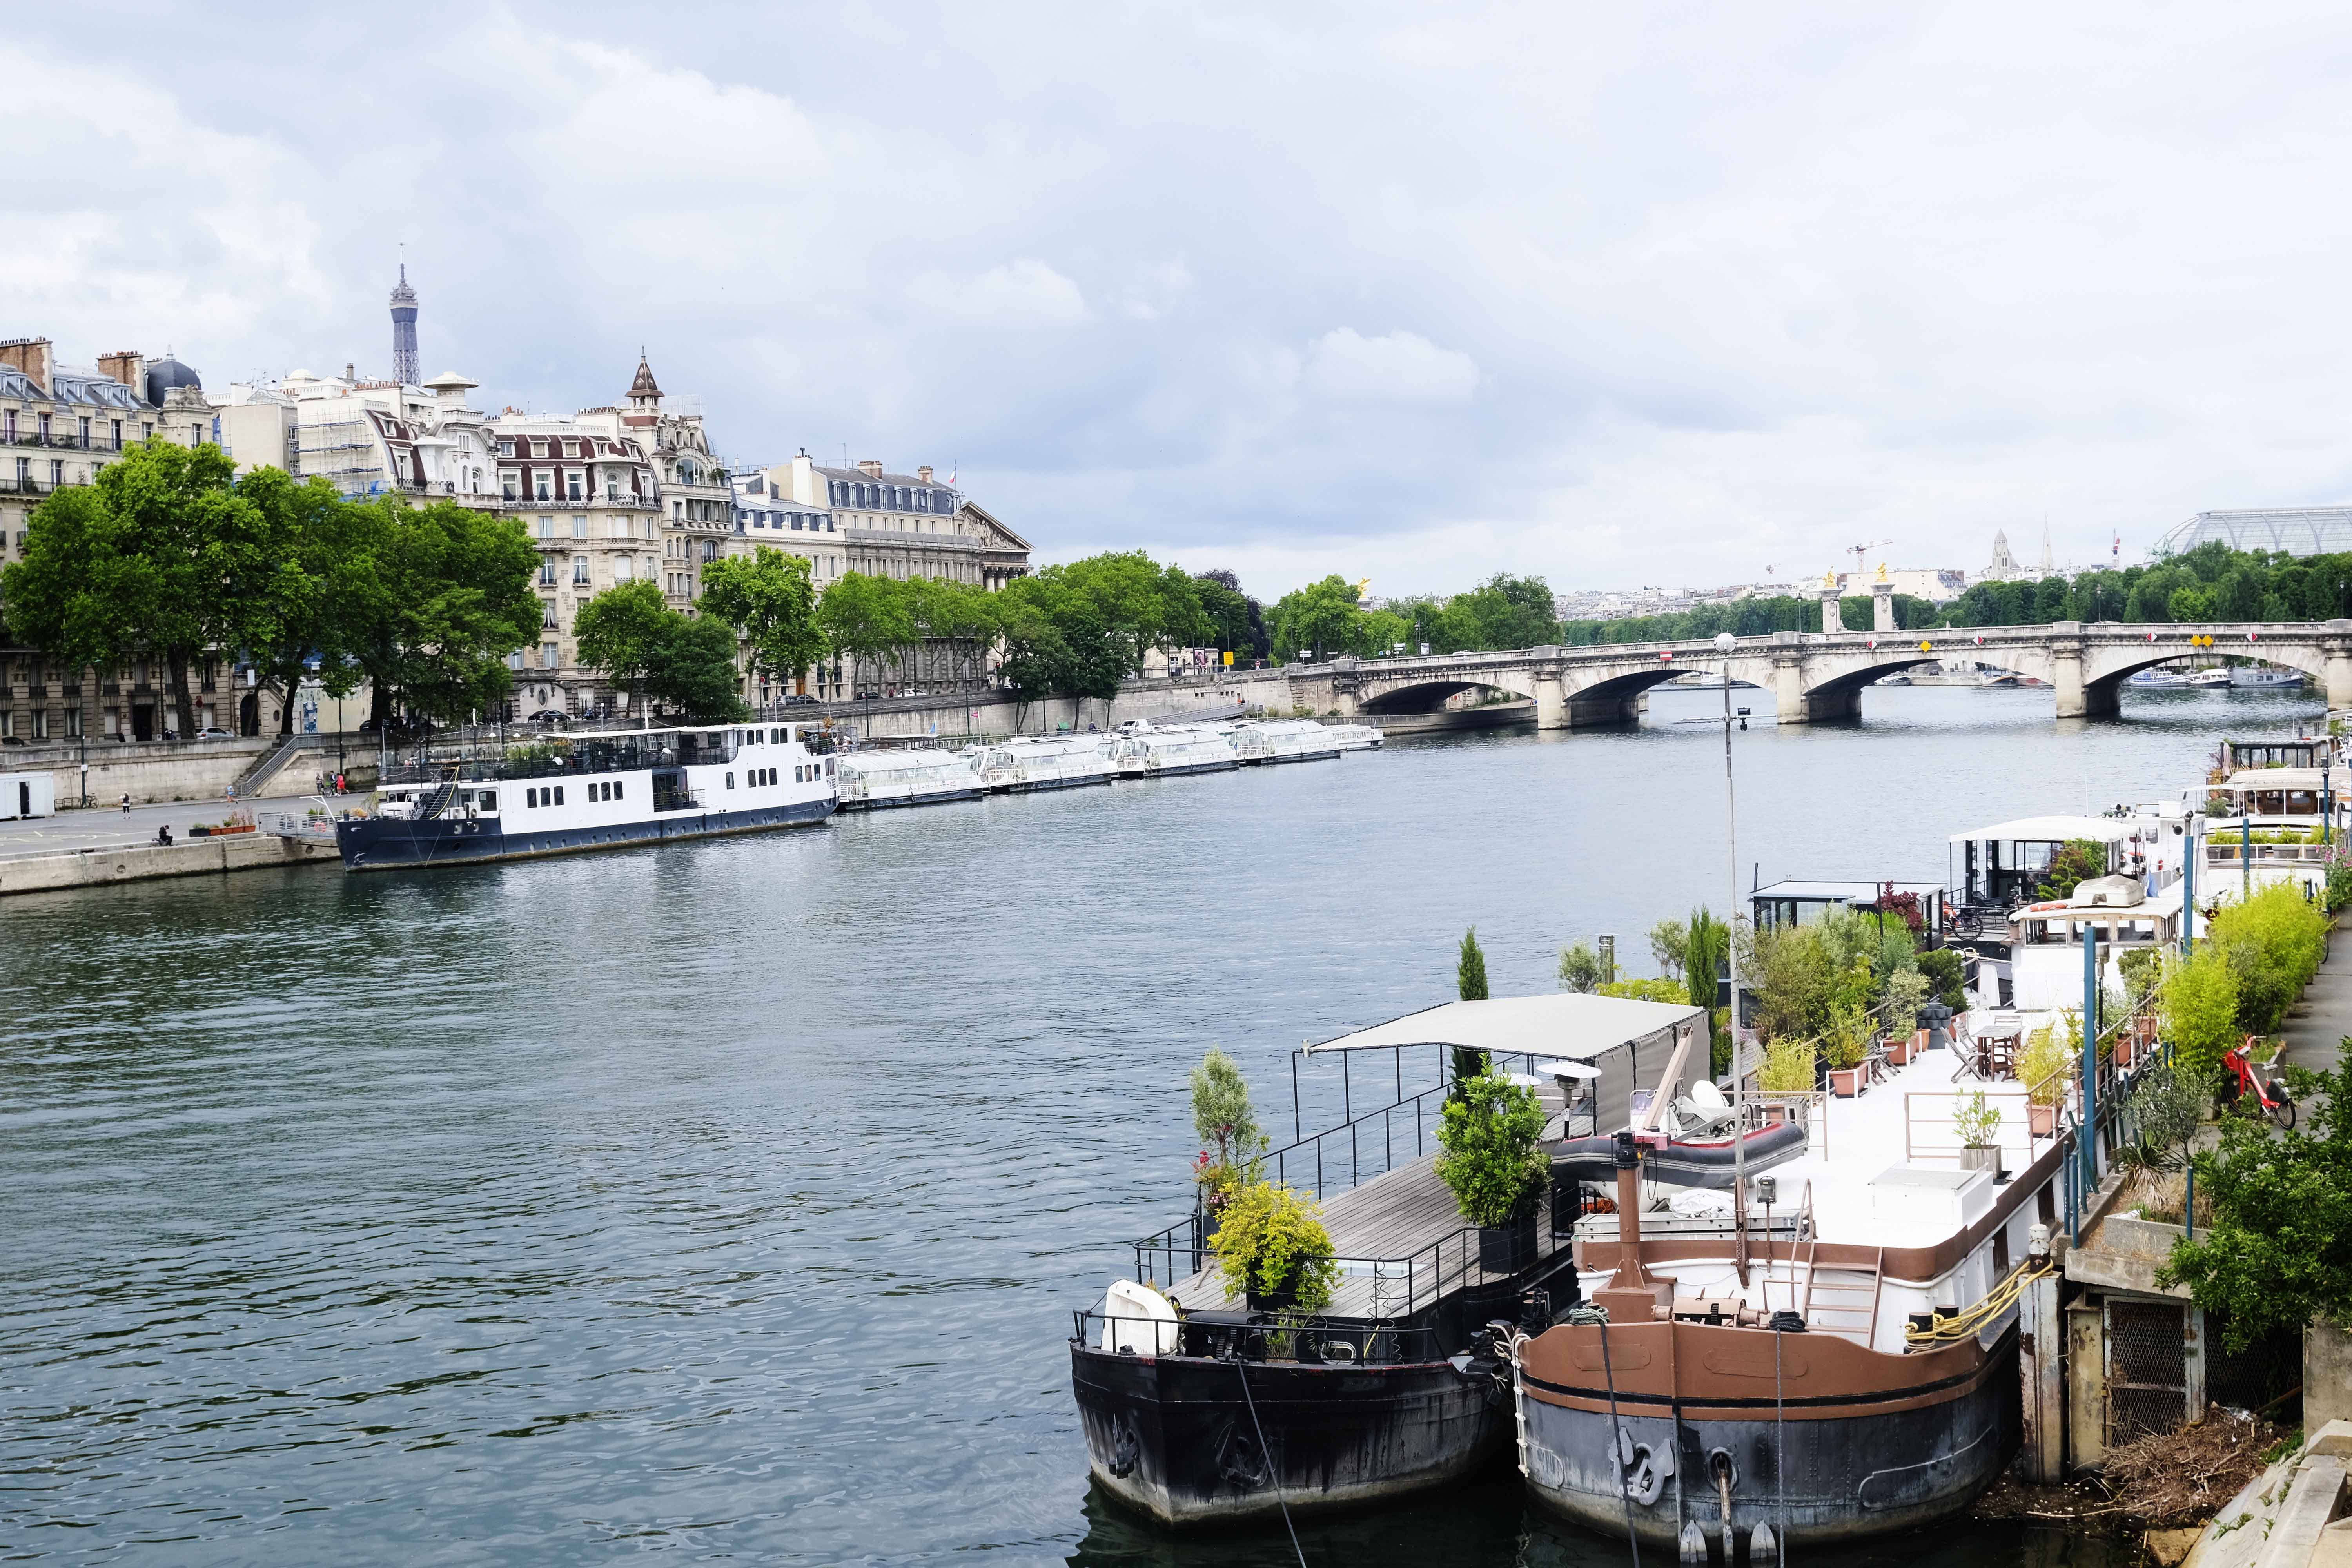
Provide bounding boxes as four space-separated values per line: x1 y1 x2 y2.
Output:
13 3 2352 597
909 260 1091 328
1302 329 1479 405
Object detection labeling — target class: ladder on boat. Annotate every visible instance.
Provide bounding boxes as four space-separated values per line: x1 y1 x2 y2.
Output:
1801 1244 1885 1348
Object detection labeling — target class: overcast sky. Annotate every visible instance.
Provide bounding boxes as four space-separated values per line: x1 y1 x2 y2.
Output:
10 3 2352 599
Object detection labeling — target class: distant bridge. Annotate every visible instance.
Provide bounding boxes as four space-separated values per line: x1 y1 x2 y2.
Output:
1285 620 2352 727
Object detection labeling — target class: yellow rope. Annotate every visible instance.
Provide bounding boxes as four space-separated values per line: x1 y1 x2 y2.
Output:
1900 1258 2054 1347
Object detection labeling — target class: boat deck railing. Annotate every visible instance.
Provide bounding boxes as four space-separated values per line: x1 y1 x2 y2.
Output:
1072 1308 1455 1365
1130 1218 1569 1323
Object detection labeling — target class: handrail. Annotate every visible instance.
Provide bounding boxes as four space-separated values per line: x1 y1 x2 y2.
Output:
1129 1217 1566 1321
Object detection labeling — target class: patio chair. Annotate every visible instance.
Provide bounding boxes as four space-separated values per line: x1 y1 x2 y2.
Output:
1671 1078 1740 1138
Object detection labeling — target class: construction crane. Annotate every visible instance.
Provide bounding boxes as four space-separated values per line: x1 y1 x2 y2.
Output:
1844 539 1892 585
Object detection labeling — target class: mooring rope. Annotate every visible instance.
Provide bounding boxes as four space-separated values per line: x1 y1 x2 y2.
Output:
1599 1315 1644 1568
1234 1356 1307 1568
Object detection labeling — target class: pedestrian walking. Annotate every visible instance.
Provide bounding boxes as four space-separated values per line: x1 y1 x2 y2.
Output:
120 792 130 815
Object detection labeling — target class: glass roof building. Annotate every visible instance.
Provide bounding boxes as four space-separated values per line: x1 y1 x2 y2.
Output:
2152 507 2352 557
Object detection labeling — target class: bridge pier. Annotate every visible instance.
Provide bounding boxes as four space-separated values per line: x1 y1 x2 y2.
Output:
2328 627 2352 710
1534 671 1568 730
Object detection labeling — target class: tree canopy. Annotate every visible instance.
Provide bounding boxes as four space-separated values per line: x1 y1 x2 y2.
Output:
573 579 745 723
701 546 825 688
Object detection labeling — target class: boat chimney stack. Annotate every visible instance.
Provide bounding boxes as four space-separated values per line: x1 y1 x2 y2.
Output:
1614 1129 1642 1256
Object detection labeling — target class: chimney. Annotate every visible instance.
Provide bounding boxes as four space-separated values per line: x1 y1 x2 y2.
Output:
918 465 933 483
345 362 356 383
97 350 145 392
857 458 884 478
0 338 55 394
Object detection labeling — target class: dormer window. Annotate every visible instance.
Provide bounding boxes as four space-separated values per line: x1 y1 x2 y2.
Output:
531 439 550 458
563 440 581 458
498 438 515 457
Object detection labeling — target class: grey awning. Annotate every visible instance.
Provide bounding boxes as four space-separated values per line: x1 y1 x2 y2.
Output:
1303 994 1704 1058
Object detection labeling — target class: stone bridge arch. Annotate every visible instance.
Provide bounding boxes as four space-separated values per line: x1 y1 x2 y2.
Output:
1352 665 1542 715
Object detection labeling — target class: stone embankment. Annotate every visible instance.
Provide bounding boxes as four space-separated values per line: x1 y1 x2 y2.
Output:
2178 1421 2352 1568
0 830 338 896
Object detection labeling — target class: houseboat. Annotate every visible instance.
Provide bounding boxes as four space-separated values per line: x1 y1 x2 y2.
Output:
975 735 1114 792
1073 995 1708 1526
339 723 835 871
1512 1010 2078 1548
835 747 984 811
1108 725 1238 779
1232 718 1343 765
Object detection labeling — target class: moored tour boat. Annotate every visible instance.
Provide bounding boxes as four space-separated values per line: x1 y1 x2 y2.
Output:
835 747 984 810
1232 718 1342 765
1109 725 1238 779
340 722 835 871
1327 721 1385 751
975 735 1114 792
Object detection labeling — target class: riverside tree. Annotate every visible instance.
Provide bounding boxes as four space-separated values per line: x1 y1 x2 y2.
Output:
0 438 287 737
336 496 540 729
573 579 745 723
701 546 825 697
2158 1043 2352 1351
1454 927 1491 1088
814 571 916 691
235 468 370 734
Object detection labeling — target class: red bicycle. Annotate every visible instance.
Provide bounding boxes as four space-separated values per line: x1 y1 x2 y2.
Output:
2221 1037 2298 1130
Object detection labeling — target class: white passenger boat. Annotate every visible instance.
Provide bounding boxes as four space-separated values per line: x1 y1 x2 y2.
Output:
2127 668 2190 688
1232 718 1342 765
341 722 835 871
1110 725 1238 779
835 747 984 811
1326 722 1384 752
975 735 1114 792
2188 666 2232 688
2230 664 2306 689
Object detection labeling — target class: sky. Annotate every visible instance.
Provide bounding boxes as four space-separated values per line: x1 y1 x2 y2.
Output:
10 2 2352 600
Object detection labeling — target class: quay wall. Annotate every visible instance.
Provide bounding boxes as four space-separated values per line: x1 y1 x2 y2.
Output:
815 671 1302 741
0 831 339 897
4 734 366 808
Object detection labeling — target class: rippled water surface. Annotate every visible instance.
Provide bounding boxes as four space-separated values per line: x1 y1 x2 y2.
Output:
0 686 2311 1564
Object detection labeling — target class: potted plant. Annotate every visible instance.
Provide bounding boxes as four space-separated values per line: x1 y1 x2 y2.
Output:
1755 1034 1817 1119
1210 1180 1339 1312
1882 971 1930 1067
1824 1007 1871 1098
2019 1020 2069 1137
1436 1068 1548 1273
1189 1049 1267 1247
1954 1090 2002 1172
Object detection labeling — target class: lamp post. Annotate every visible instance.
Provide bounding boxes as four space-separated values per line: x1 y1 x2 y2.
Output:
1715 631 1746 1212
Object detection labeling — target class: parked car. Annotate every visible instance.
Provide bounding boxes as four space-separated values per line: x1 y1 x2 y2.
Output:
194 727 234 740
0 735 21 746
524 709 568 725
782 694 820 707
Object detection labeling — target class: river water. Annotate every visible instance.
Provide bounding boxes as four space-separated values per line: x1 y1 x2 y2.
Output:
0 685 2311 1565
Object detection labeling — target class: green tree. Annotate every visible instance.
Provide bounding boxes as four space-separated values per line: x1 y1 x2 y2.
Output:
572 579 675 718
2163 946 2243 1078
234 468 367 734
0 437 276 737
337 497 539 728
1648 917 1690 980
701 546 825 698
644 612 749 722
1268 575 1365 661
815 572 916 690
2158 1042 2352 1351
1557 941 1604 994
1436 1069 1549 1225
1455 927 1492 1087
1189 1048 1267 1170
1192 569 1268 662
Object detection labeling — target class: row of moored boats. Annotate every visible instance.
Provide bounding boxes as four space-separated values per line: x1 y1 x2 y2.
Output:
833 718 1381 809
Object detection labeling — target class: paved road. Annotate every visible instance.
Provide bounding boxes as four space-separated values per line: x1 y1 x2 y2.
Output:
0 793 327 860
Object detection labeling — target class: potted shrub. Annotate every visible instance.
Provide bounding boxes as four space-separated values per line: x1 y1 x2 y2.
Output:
1755 1033 1817 1120
1824 1007 1871 1098
1210 1181 1339 1313
2019 1020 2069 1137
1189 1049 1267 1247
1436 1068 1548 1272
1955 1091 2002 1172
1882 971 1930 1067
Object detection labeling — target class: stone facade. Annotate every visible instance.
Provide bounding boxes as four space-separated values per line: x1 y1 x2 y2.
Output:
0 338 227 747
575 356 732 612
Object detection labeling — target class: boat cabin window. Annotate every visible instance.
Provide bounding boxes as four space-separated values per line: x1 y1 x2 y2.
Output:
479 791 497 811
554 786 565 805
725 772 735 789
